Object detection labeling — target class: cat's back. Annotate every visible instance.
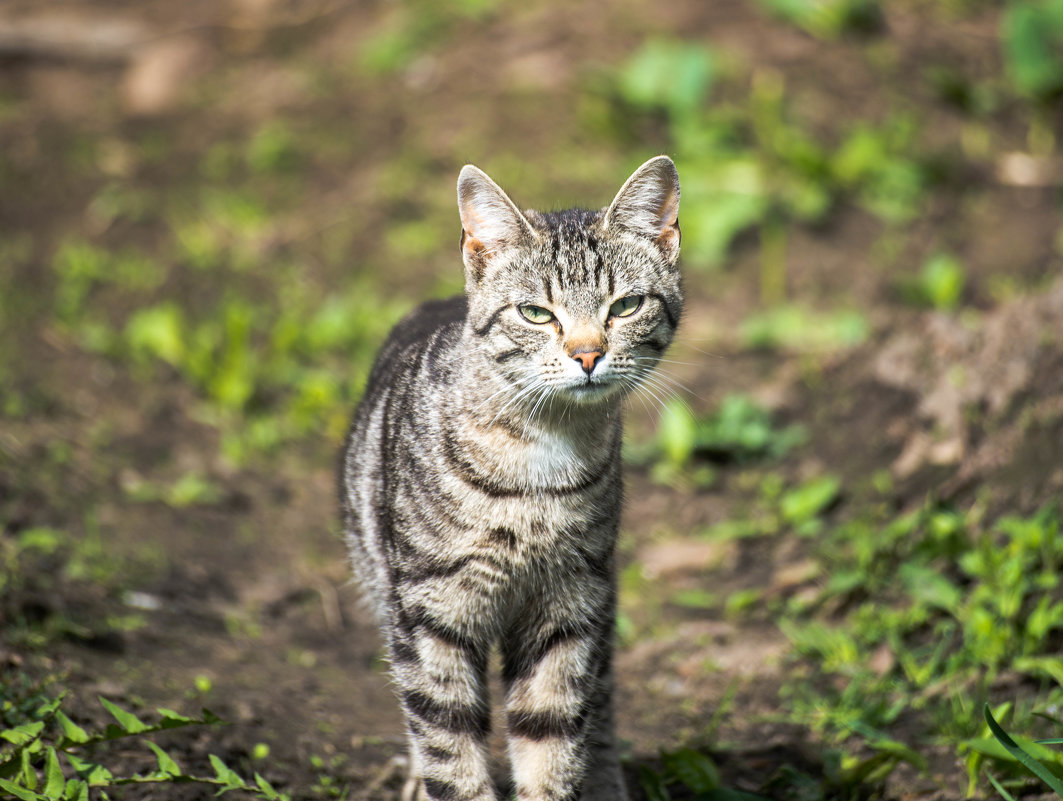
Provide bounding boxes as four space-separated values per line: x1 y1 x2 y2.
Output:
356 294 467 411
340 294 466 608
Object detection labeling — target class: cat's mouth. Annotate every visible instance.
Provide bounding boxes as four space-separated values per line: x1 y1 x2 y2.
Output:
565 377 617 401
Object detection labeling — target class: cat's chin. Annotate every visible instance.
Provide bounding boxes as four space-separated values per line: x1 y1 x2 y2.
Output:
561 380 624 405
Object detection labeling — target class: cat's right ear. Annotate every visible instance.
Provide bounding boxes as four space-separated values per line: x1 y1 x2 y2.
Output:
603 155 681 266
457 165 539 283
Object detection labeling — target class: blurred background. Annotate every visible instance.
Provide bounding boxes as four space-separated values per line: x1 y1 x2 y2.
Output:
2 0 1063 799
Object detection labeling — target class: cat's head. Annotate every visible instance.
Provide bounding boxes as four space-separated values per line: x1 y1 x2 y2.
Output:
456 156 682 413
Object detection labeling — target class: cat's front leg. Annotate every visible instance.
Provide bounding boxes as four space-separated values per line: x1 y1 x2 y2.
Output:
502 588 628 801
389 602 496 801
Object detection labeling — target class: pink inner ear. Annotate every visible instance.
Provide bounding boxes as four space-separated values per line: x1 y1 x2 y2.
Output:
460 204 490 239
656 191 680 229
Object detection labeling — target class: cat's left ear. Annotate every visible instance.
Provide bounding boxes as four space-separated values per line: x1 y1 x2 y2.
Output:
603 155 681 265
457 165 540 283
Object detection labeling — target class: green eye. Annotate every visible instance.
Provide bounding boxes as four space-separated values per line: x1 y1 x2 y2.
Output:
518 304 554 324
608 295 643 318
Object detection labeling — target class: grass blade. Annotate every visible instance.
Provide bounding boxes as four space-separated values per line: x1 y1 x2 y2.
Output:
985 770 1019 801
983 704 1063 796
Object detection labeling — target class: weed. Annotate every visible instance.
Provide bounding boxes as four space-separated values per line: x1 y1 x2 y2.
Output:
756 0 882 39
51 240 163 324
0 688 288 800
617 39 717 122
739 305 869 351
611 44 929 276
778 501 1063 794
779 475 841 535
981 704 1063 798
897 253 967 311
1002 0 1063 103
638 395 807 480
639 745 768 801
357 0 500 75
116 281 408 463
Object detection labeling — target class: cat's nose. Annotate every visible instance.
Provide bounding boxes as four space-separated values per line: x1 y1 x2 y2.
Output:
571 349 603 375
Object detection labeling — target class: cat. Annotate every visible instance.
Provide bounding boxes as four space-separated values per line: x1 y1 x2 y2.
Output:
339 155 682 801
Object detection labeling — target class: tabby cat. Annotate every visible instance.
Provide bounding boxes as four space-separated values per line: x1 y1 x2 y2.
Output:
339 156 682 801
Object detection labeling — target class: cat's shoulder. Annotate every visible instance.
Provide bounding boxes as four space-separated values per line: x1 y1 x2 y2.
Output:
383 294 467 353
362 295 467 394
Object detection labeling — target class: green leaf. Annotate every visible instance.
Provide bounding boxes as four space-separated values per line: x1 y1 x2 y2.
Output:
694 790 771 801
124 303 186 367
145 742 181 777
638 764 672 801
657 400 698 466
662 748 720 792
1014 656 1063 686
670 589 719 609
899 563 963 612
209 755 246 789
984 704 1063 795
33 698 63 720
0 777 45 801
54 713 89 745
254 773 283 800
619 39 716 118
98 698 148 734
984 770 1019 801
42 749 64 798
156 708 193 723
21 750 36 790
740 306 868 352
780 476 840 526
920 253 966 311
62 773 87 798
62 779 88 801
756 0 880 38
65 754 113 786
1 722 45 746
1002 0 1063 99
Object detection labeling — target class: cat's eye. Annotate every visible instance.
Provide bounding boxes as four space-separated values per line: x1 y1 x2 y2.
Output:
608 295 643 318
518 304 555 324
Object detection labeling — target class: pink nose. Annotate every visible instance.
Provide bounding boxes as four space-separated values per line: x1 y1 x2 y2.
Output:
572 350 603 375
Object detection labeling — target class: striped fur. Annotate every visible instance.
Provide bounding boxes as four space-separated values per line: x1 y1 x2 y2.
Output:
340 157 682 801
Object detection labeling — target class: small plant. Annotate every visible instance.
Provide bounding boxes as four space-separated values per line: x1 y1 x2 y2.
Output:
779 501 1063 791
645 395 807 478
1002 0 1063 103
617 39 717 122
639 746 767 801
0 691 288 800
982 703 1063 798
898 253 967 311
755 0 882 39
739 305 869 351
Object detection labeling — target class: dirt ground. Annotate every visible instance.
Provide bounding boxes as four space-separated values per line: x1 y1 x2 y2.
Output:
2 1 1062 799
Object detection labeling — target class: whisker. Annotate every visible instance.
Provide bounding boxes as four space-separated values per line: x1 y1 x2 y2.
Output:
668 337 729 360
638 368 697 398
